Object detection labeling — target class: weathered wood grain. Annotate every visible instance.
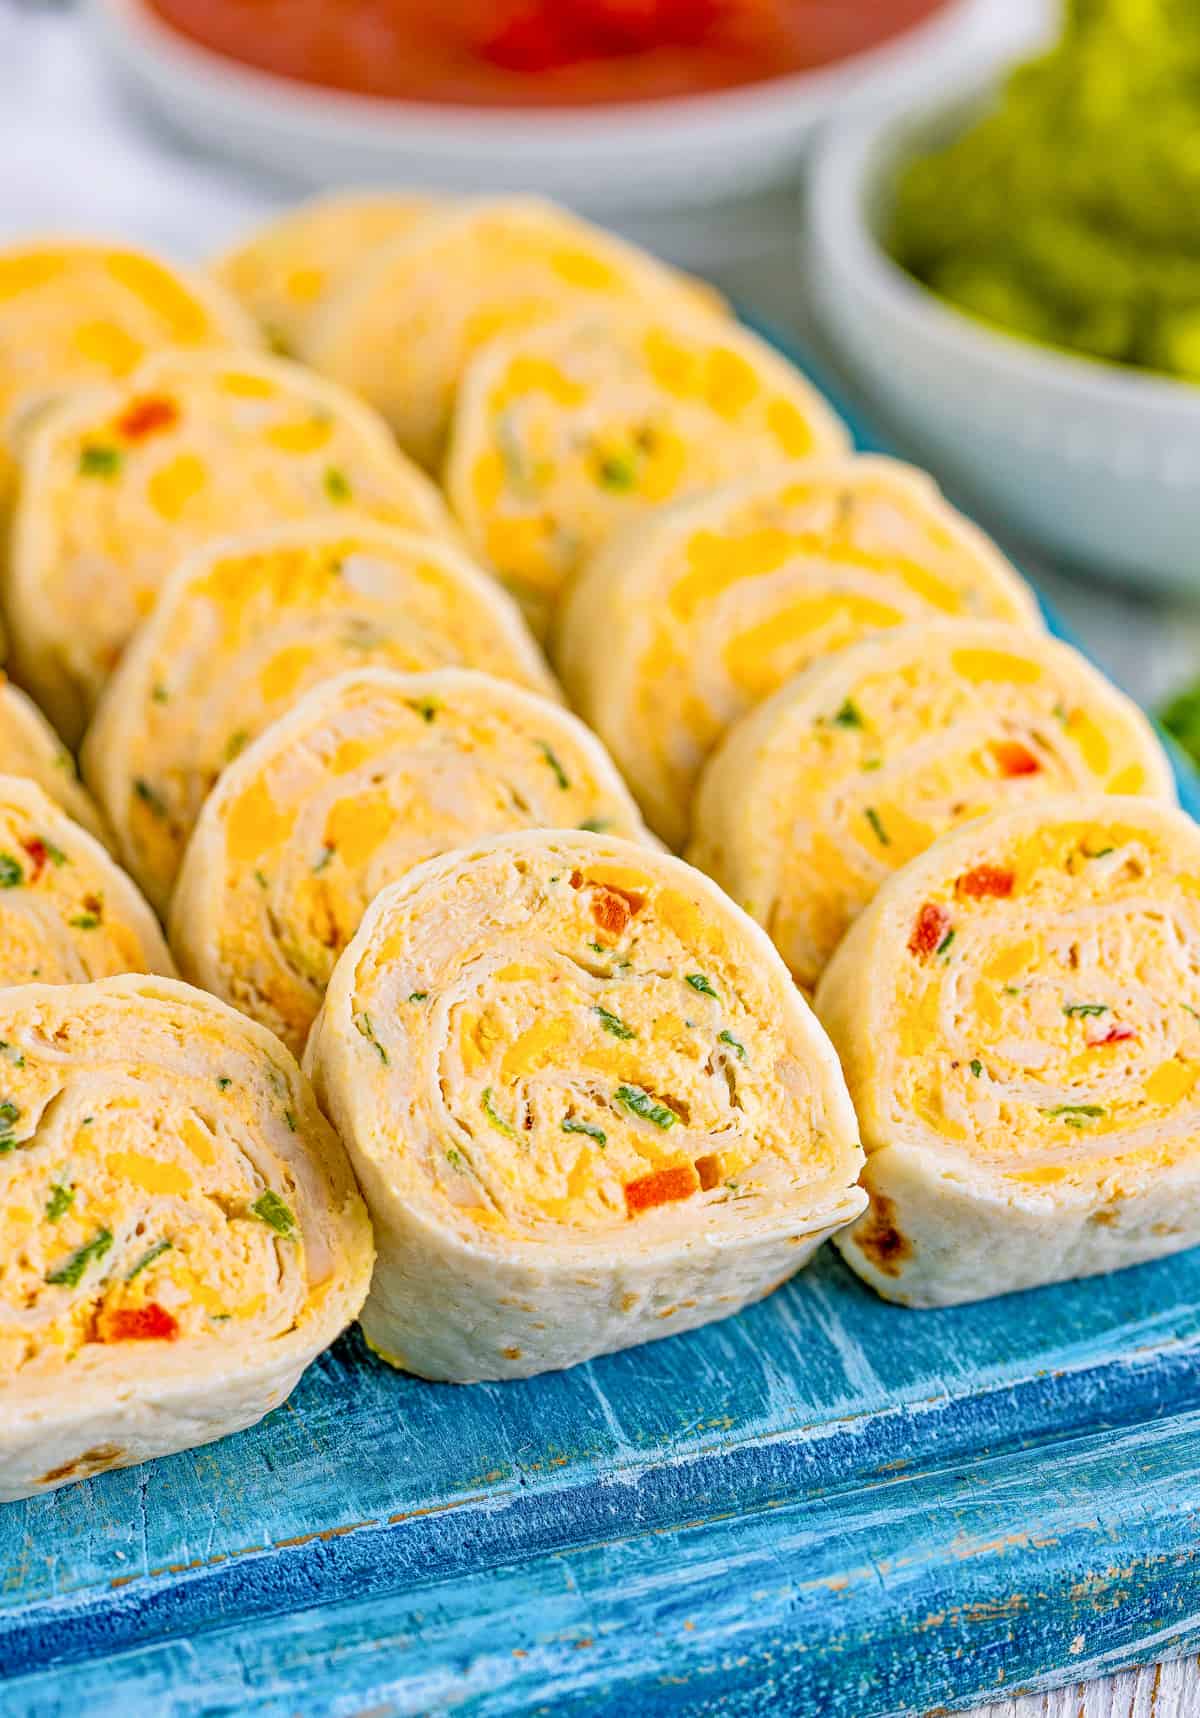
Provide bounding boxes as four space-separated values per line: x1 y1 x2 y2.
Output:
967 1655 1200 1717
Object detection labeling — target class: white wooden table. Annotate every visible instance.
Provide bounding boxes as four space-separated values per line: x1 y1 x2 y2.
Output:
3 8 1199 1715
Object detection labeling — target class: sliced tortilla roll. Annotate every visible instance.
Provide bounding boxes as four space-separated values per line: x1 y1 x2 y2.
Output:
9 349 456 744
689 623 1176 992
0 775 171 985
446 308 848 637
83 521 556 915
212 191 439 356
0 673 107 840
305 830 865 1381
0 973 373 1500
172 667 651 1055
815 796 1200 1307
305 196 727 470
0 239 254 499
557 458 1043 848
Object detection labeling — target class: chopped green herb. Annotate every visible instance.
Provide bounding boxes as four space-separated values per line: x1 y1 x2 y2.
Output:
1043 1103 1105 1127
0 1097 20 1150
79 444 121 478
685 973 719 1001
46 1227 113 1287
0 1042 24 1069
1185 1004 1200 1021
863 758 883 771
312 845 335 873
252 1190 296 1236
152 683 170 705
224 730 250 763
69 914 101 930
355 1012 389 1064
562 1116 607 1145
865 806 890 846
936 928 956 958
283 1108 297 1133
538 741 570 790
969 1058 983 1078
324 466 352 502
0 854 23 888
1064 1002 1108 1017
216 1076 233 1091
578 818 611 833
254 869 269 890
481 1087 517 1138
408 991 429 1003
718 1029 747 1061
445 1148 467 1173
1004 984 1022 996
587 941 607 954
127 1238 172 1280
725 1180 741 1193
1083 845 1115 860
597 451 637 490
45 1183 74 1221
832 698 863 729
594 1005 635 1040
406 698 439 723
133 777 168 819
41 841 67 868
615 1084 676 1130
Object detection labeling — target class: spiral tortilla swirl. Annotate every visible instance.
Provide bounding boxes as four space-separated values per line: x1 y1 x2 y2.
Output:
306 195 727 470
446 307 848 637
0 674 107 840
0 775 171 986
306 830 864 1381
82 520 555 914
1 974 373 1499
172 667 651 1054
0 239 255 502
9 349 456 742
689 622 1175 991
815 797 1200 1306
212 191 439 357
556 457 1043 848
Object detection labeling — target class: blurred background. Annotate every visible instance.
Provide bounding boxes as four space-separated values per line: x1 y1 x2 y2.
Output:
5 0 1199 732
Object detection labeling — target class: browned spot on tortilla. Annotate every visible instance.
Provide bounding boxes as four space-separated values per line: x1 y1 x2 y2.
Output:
40 1442 124 1484
503 1346 522 1360
854 1194 912 1277
693 1152 723 1190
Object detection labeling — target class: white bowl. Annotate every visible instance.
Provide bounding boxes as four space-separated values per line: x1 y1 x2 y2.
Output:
809 89 1200 598
89 0 993 215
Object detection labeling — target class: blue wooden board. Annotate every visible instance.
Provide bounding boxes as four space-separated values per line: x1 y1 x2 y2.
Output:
4 329 1200 1718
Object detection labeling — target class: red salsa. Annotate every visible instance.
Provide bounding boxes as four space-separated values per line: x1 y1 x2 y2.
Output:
146 0 953 107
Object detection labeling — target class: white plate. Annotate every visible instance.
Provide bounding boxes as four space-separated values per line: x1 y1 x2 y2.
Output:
809 84 1200 599
90 0 994 214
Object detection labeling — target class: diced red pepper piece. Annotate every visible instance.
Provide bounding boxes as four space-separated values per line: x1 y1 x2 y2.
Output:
991 739 1041 777
99 1302 180 1342
116 396 179 441
20 838 47 884
1090 1022 1136 1047
569 871 646 938
956 864 1015 900
908 901 950 958
591 884 645 938
624 1162 700 1215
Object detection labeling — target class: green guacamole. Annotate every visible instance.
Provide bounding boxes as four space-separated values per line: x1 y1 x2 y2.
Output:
888 0 1200 380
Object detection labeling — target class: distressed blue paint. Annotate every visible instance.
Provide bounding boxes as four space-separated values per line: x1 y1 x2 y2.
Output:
2 325 1199 1718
